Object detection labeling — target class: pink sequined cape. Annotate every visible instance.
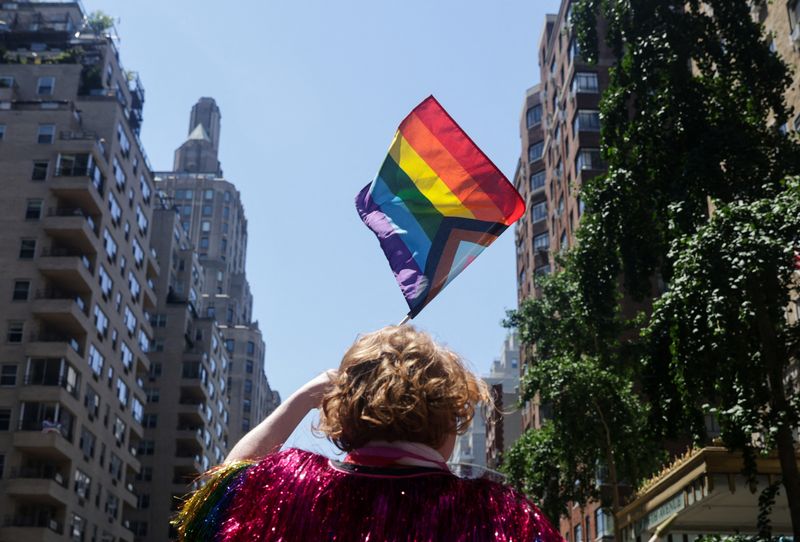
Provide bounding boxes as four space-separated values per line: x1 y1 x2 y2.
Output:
180 448 562 542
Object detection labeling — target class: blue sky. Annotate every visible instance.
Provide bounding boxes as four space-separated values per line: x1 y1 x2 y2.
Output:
88 0 561 454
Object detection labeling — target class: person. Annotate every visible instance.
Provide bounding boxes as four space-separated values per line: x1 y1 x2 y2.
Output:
174 325 561 541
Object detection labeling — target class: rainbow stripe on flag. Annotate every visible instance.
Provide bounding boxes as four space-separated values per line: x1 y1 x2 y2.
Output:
356 96 525 317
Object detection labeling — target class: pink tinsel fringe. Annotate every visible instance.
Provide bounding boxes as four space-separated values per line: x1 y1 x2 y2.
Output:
218 448 562 542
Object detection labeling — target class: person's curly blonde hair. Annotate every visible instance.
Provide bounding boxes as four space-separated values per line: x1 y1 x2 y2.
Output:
318 325 491 452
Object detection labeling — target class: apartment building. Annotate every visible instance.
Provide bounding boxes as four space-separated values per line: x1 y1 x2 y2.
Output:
483 333 522 470
513 2 615 539
156 99 279 445
126 207 230 542
0 2 158 540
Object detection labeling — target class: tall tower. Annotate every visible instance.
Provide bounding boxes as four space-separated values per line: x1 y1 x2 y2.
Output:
188 97 221 154
156 100 279 449
173 97 222 176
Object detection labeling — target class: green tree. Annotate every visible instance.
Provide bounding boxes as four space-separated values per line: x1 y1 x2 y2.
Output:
568 0 800 534
506 0 800 534
646 182 800 534
86 11 115 36
503 263 662 536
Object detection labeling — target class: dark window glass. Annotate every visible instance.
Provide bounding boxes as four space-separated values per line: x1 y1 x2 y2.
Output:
0 409 10 430
25 199 43 220
19 239 36 259
31 160 48 181
12 280 30 301
0 364 16 385
7 321 23 343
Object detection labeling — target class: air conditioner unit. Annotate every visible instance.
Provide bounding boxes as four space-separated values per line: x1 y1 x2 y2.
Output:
54 472 64 484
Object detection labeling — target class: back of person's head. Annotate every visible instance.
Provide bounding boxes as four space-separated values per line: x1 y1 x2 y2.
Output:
317 325 490 452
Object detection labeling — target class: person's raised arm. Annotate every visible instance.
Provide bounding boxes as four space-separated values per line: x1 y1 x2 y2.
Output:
225 370 336 462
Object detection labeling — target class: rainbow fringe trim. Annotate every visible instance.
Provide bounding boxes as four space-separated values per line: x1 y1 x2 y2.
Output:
172 460 255 541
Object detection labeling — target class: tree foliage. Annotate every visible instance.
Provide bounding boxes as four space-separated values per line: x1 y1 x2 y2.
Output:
505 0 800 533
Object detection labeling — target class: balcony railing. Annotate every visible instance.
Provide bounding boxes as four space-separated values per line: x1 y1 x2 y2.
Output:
2 515 63 534
8 466 67 487
28 333 83 355
34 290 89 315
39 248 93 273
46 207 99 235
23 374 79 399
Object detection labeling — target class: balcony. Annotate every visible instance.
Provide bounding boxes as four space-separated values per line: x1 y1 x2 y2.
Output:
142 281 157 310
175 426 204 454
177 402 205 425
12 431 74 461
4 466 69 506
31 294 90 337
19 380 80 409
37 248 94 293
26 335 84 364
43 208 99 254
172 457 202 485
0 516 64 542
25 340 86 367
49 172 104 216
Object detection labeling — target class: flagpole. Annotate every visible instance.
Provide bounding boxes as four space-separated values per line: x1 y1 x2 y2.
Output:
397 315 411 326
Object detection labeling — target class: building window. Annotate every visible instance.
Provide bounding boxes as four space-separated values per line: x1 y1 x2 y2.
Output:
528 141 544 163
573 109 601 134
36 76 55 95
246 341 255 355
25 199 43 220
19 239 36 259
576 148 604 171
199 237 210 249
0 409 9 430
112 156 126 188
245 359 254 374
574 524 583 542
116 379 128 407
0 76 12 88
530 171 545 192
244 379 252 394
573 72 599 94
202 205 213 216
532 202 547 223
6 321 23 343
595 508 613 537
136 204 148 234
0 364 16 385
560 230 568 251
88 344 104 376
31 160 48 181
526 104 542 128
37 124 55 144
117 122 131 157
145 388 159 403
137 440 155 455
142 413 157 428
12 280 30 301
94 305 109 337
569 37 580 62
242 417 250 432
108 193 122 224
0 124 5 140
533 233 550 251
201 220 211 232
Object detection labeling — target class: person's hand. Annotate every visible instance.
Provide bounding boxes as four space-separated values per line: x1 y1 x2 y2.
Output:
297 369 338 409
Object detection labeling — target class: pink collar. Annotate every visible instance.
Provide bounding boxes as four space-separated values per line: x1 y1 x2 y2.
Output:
344 440 450 471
